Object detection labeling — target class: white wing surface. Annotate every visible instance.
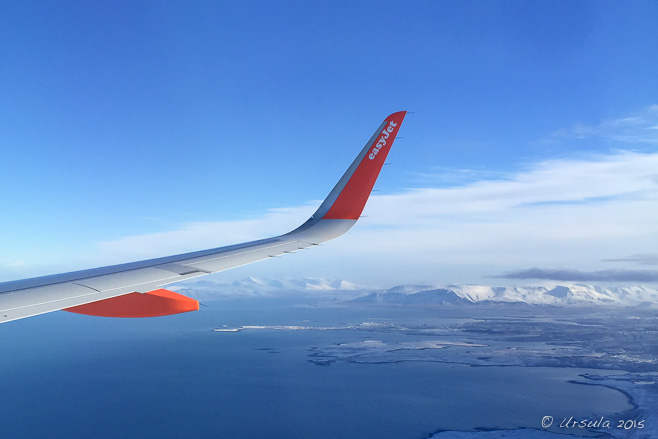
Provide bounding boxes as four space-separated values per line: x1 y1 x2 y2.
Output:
0 112 406 323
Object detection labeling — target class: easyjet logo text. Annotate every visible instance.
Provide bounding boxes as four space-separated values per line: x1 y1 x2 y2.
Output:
369 120 397 160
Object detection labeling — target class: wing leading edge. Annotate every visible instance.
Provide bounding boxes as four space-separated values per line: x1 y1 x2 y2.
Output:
0 112 406 323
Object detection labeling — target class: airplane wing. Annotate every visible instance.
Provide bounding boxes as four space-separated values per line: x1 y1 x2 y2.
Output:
0 112 406 323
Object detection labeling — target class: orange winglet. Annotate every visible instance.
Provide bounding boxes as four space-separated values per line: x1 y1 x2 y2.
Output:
63 289 199 318
322 111 406 220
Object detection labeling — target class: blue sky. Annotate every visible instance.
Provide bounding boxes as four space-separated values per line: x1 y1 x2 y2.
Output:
1 1 657 287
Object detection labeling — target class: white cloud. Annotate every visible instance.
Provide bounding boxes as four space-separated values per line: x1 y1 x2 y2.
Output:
77 149 658 287
91 203 318 262
366 151 658 223
553 105 658 145
343 150 658 284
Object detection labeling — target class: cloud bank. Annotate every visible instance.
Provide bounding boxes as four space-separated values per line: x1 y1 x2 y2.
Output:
603 253 658 266
553 105 658 145
82 148 658 286
495 268 658 283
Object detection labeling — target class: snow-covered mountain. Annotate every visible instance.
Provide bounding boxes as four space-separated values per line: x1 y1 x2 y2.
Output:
352 289 469 305
173 277 658 307
361 284 658 307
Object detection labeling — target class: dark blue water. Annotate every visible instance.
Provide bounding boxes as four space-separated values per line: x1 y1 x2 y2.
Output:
0 301 632 438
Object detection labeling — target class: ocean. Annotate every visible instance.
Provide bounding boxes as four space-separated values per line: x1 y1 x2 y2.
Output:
0 299 634 438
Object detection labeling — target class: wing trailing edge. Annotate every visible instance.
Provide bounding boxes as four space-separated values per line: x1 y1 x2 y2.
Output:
0 112 406 323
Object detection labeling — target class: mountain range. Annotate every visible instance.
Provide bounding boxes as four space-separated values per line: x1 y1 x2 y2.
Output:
353 284 658 307
173 277 658 307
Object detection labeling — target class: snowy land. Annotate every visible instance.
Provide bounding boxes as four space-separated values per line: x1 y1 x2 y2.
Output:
172 277 658 307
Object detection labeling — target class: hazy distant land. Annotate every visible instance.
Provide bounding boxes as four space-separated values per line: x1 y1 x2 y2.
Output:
175 276 658 307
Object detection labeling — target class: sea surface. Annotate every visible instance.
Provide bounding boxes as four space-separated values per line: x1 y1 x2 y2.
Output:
0 299 638 438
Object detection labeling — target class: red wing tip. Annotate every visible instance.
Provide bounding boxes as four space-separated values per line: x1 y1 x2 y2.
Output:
387 111 407 120
320 111 406 220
